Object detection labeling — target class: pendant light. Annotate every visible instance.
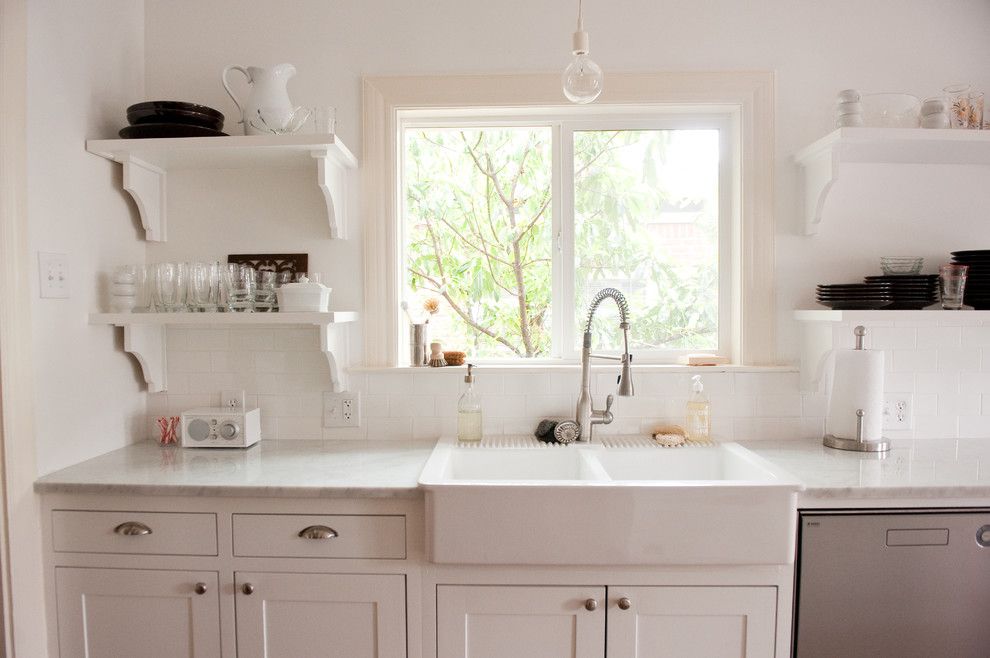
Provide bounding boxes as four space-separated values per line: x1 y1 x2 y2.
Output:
562 0 604 104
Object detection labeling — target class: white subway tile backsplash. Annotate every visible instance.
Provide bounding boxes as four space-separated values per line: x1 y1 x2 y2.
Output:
149 326 990 444
937 348 982 373
756 394 803 418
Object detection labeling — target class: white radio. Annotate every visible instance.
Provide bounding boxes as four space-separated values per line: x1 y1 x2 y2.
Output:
180 407 261 448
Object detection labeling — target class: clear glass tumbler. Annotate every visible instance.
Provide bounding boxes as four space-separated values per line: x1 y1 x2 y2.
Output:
945 83 974 128
189 262 220 312
226 264 256 312
156 262 188 312
254 270 277 312
940 264 969 309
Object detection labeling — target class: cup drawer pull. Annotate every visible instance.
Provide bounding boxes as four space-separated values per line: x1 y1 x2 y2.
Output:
298 525 339 540
114 521 153 536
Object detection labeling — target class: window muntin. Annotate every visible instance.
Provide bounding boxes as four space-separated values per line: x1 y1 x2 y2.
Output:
401 112 733 363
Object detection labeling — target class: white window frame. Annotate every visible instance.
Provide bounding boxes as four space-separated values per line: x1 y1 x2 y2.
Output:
363 73 775 367
400 112 732 363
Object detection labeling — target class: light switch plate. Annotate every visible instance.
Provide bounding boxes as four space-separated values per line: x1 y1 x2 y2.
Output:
38 252 69 298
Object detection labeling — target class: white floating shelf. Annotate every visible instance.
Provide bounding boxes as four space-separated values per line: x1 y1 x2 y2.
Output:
795 128 990 235
86 134 358 241
91 311 357 393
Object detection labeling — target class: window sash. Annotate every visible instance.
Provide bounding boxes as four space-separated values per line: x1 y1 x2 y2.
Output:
399 111 736 364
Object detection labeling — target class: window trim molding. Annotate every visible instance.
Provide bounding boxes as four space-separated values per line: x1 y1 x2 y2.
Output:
362 72 776 367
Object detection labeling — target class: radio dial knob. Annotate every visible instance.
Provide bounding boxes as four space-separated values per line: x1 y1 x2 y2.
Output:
219 421 240 440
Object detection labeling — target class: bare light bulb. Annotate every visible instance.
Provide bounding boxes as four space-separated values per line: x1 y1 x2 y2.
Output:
562 1 603 104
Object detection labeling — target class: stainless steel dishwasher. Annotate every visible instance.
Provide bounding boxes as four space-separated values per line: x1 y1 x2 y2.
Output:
795 509 990 657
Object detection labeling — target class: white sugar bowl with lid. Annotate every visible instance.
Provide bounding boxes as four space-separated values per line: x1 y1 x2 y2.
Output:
276 276 331 312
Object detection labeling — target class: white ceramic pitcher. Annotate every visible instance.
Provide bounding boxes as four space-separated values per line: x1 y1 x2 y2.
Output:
221 63 297 135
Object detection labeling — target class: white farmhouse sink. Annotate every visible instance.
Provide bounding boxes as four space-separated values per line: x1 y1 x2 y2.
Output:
419 438 802 566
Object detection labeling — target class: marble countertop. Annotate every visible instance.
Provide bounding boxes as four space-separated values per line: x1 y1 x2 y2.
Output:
33 439 436 499
34 437 990 505
743 438 990 505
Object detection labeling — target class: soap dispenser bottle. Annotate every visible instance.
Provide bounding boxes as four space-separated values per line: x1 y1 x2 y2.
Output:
457 364 483 442
685 374 711 442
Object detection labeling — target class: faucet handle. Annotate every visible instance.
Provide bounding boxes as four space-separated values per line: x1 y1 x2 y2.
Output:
602 394 614 425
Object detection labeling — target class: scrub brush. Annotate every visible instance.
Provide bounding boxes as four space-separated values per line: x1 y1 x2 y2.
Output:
651 424 687 447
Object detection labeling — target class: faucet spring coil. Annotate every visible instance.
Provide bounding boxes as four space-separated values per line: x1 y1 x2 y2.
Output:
584 287 630 333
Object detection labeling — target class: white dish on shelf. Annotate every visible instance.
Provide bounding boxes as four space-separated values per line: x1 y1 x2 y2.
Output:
861 93 921 128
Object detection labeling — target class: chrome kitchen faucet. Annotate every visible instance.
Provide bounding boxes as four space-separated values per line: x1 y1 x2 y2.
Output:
573 287 634 442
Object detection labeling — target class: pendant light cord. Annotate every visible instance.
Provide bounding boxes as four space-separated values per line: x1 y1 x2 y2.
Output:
577 0 584 30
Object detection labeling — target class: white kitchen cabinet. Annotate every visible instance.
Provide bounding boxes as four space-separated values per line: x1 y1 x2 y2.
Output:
235 572 406 658
436 585 606 658
437 584 776 658
54 567 221 658
605 586 777 658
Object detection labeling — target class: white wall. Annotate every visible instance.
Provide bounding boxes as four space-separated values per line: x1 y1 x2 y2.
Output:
28 0 146 474
136 0 990 442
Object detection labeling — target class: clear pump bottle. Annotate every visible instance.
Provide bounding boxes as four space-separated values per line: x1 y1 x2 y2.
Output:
685 374 711 442
457 364 483 442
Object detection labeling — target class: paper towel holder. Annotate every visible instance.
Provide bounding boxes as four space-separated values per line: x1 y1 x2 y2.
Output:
823 408 890 452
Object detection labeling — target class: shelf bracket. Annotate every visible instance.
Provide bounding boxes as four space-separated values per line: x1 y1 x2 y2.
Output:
312 149 346 240
121 323 167 392
796 141 839 236
318 323 349 392
118 155 167 242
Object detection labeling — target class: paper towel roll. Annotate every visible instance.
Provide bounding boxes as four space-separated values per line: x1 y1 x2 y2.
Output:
825 349 885 441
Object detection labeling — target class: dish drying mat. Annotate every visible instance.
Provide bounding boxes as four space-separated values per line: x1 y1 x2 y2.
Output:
455 436 716 449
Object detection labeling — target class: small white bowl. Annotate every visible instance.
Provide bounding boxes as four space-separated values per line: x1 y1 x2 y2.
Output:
836 114 865 128
837 89 861 103
835 101 863 116
861 93 921 128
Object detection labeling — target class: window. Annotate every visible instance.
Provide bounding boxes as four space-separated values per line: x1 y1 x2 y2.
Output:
401 113 730 362
362 73 774 367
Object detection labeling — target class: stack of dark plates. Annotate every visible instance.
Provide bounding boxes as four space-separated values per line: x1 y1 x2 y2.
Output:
816 282 893 309
863 275 939 309
950 250 990 309
120 101 226 139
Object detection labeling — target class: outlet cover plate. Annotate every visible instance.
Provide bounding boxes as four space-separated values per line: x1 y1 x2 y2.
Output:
221 389 246 410
324 391 360 428
883 395 914 430
38 252 69 298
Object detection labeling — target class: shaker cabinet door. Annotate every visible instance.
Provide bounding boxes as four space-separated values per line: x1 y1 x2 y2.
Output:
605 586 777 658
55 567 220 658
437 585 606 658
234 572 406 658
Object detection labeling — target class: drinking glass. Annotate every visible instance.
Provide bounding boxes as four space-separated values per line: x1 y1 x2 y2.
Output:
225 264 256 312
967 92 985 129
313 106 336 135
944 84 974 128
189 262 220 312
133 264 155 312
156 262 188 312
940 264 969 309
254 270 277 312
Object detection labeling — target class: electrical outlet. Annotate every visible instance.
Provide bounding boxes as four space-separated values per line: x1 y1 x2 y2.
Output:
324 391 360 428
221 389 246 409
883 395 914 430
38 252 69 298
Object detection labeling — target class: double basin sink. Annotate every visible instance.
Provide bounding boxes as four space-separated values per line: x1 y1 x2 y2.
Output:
418 438 802 566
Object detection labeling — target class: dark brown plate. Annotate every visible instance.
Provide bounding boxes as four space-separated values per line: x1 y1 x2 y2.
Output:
127 108 223 131
119 123 228 139
127 101 223 121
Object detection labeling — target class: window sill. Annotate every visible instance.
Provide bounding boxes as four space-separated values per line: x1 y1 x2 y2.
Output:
348 364 797 375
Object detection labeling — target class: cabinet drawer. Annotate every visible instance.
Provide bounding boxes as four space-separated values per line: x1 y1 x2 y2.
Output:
52 510 218 556
232 514 406 559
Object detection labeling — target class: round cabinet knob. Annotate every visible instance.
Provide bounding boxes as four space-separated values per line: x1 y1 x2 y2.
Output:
617 597 632 610
187 418 210 442
242 583 255 595
584 598 598 611
977 525 990 548
219 421 240 440
194 582 208 595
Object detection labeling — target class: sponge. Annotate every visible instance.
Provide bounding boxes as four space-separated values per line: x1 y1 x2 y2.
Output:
534 419 559 443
